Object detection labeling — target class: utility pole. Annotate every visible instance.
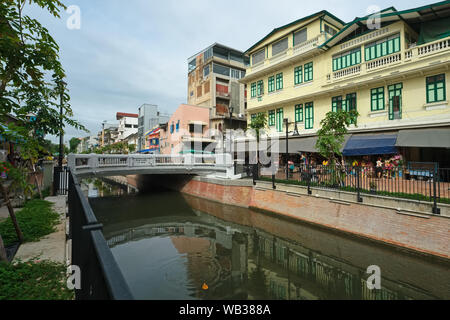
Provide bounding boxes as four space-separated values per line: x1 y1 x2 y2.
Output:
58 80 66 168
285 118 289 180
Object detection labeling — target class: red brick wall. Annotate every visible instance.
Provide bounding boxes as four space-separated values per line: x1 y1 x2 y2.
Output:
178 179 450 259
180 180 252 208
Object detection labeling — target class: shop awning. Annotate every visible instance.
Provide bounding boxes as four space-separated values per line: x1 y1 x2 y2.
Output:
396 128 450 149
278 135 351 154
235 139 280 152
343 134 398 156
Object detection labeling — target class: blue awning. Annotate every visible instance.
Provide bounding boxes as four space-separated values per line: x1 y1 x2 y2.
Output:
343 134 398 156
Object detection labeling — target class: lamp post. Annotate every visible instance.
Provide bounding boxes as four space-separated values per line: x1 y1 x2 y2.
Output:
57 79 67 169
284 118 289 180
284 118 300 180
228 106 234 169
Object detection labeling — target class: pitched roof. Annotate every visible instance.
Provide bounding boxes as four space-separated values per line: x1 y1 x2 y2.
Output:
319 0 450 49
245 10 346 54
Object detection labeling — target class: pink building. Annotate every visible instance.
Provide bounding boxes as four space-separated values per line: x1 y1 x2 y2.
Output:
160 104 215 155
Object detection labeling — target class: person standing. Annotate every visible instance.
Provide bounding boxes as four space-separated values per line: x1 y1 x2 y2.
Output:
376 158 383 178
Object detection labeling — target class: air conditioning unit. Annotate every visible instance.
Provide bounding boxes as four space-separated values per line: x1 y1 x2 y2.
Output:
238 114 245 119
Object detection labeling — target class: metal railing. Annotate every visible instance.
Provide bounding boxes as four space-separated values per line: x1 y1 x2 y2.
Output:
53 166 69 196
64 169 133 300
254 164 449 215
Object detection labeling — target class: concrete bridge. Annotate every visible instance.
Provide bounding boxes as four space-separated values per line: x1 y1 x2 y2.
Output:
68 153 241 179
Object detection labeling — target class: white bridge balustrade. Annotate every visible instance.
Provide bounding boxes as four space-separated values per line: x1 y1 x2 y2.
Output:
68 153 240 179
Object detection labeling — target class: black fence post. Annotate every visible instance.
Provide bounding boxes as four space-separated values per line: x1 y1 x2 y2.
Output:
272 173 276 190
356 166 363 203
253 163 260 185
432 167 441 215
53 166 60 196
307 165 312 195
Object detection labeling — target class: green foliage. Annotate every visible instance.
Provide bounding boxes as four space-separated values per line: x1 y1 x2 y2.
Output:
249 113 268 142
0 0 86 134
0 199 60 246
128 144 136 153
0 260 74 300
69 137 81 153
91 142 136 154
316 110 359 165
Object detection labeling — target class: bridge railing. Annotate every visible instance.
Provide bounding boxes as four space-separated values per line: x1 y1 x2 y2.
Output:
66 168 134 300
68 153 233 172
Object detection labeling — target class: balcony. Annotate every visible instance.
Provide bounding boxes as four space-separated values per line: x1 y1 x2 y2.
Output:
327 37 450 84
245 35 324 79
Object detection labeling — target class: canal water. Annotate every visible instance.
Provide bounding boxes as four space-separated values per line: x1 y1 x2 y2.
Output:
86 179 449 300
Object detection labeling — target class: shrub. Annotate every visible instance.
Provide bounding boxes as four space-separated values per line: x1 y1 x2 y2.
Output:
0 200 60 246
0 260 74 300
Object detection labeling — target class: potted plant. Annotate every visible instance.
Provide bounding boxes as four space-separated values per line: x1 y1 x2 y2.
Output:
370 181 377 194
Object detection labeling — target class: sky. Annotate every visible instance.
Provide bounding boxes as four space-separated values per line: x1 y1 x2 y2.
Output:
25 0 432 143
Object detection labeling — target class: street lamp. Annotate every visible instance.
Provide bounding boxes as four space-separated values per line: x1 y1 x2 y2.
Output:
229 106 234 152
57 79 67 169
284 118 289 180
284 118 300 180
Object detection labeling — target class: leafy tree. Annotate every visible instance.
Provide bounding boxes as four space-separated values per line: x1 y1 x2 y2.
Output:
69 137 81 153
249 113 268 144
316 109 359 166
128 144 136 153
0 0 86 246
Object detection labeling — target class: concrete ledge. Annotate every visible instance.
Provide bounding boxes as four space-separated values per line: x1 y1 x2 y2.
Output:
256 180 449 218
192 176 254 187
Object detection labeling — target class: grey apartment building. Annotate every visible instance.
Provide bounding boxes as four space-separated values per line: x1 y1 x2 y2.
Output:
137 104 171 151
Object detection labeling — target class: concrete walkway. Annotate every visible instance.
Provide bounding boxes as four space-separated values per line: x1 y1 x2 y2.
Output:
0 206 11 222
13 196 68 264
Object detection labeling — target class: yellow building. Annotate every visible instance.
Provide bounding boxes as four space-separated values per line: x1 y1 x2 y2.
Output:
241 1 450 167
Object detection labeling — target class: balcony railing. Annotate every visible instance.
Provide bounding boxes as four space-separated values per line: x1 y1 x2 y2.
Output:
329 37 450 83
405 38 450 60
366 53 402 71
333 65 361 80
247 35 322 77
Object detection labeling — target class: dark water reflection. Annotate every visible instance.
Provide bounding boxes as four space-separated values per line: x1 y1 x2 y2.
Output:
87 180 450 300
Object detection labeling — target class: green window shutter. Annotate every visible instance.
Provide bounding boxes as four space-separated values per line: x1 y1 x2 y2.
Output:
346 93 357 124
304 62 313 82
276 108 284 132
268 76 275 93
394 37 400 52
268 110 276 126
251 83 256 98
276 73 283 90
365 47 370 61
427 74 446 103
295 104 303 122
257 80 264 96
294 66 303 85
388 83 402 120
332 96 342 112
305 102 314 129
371 87 385 111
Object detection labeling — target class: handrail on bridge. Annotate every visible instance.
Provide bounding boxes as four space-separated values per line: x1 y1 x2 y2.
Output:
67 153 235 178
67 168 134 300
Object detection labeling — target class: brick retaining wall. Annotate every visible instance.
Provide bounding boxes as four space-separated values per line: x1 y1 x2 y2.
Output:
177 177 449 260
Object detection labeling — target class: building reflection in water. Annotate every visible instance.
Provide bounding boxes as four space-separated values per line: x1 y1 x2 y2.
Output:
88 180 447 300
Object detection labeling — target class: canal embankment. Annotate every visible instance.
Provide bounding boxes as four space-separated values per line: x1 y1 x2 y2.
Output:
160 175 450 261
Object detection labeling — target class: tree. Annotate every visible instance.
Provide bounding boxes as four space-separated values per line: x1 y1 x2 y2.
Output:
316 109 359 166
249 113 268 145
69 137 81 153
249 113 268 175
0 0 85 134
0 0 86 246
